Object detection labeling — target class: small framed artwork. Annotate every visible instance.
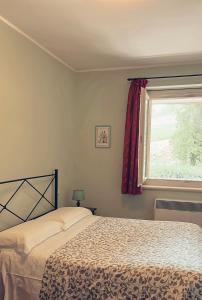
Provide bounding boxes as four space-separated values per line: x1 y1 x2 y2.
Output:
95 125 111 148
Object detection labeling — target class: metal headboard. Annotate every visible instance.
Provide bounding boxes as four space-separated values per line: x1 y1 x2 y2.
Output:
0 169 58 223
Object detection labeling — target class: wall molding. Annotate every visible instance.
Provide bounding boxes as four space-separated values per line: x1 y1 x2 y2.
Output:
0 15 75 72
1 15 202 74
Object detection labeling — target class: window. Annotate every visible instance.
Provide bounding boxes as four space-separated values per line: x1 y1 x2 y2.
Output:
140 86 202 190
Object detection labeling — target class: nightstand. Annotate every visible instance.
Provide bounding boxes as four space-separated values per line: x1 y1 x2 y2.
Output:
84 207 97 215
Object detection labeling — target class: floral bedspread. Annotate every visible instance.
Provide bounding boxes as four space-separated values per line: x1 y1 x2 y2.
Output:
39 217 202 300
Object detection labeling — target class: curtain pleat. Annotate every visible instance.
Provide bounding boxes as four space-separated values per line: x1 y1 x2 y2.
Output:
121 79 148 195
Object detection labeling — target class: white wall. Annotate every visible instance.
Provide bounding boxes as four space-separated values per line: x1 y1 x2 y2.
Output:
75 65 202 219
1 18 202 221
0 20 76 211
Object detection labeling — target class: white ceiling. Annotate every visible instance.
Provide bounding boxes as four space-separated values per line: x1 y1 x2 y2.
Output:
0 0 202 71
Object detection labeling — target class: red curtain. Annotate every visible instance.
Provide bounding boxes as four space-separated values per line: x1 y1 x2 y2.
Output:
121 79 148 195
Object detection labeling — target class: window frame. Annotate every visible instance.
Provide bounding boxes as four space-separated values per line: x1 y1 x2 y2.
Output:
139 85 202 192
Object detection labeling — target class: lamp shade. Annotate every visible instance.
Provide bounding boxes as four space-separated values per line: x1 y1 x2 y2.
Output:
72 190 85 201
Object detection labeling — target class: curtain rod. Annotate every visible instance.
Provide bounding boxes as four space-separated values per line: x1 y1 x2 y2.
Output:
127 73 202 81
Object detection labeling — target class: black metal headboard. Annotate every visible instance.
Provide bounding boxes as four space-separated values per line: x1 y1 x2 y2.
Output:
0 169 58 223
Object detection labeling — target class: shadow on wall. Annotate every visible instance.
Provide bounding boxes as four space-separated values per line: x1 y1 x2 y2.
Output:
121 193 155 220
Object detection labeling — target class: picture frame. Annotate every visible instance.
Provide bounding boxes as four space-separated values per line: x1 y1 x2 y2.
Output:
95 125 111 148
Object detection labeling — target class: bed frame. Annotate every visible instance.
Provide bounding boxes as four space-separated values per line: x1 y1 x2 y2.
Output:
0 169 58 224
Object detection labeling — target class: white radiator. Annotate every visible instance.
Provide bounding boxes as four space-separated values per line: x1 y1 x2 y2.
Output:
154 199 202 227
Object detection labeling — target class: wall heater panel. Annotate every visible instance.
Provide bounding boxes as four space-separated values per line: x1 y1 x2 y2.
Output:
154 199 202 227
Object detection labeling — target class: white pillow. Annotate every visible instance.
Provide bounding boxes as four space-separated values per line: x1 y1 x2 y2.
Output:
38 207 92 230
0 219 61 256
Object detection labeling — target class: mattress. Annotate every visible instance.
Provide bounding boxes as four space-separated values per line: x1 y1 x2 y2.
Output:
0 214 98 300
0 214 202 300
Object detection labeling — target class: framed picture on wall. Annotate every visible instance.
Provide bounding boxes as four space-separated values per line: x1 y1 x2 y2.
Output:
95 125 111 148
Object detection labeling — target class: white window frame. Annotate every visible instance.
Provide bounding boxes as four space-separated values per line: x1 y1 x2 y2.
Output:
139 85 202 192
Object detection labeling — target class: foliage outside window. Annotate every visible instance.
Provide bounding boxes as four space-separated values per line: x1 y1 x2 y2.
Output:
140 87 202 190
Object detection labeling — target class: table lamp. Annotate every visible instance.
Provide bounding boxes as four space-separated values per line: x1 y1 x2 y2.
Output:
72 189 85 207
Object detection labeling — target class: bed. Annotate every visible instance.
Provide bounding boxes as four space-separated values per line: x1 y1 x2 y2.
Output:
0 172 202 300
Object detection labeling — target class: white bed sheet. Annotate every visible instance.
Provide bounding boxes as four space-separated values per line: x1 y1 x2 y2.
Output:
0 215 99 300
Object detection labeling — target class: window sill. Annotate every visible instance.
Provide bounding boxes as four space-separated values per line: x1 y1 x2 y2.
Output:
142 184 202 193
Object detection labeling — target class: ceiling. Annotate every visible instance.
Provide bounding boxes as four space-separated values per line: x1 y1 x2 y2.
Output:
0 0 202 71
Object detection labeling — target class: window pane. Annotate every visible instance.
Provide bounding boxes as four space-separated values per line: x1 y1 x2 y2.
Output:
149 101 202 181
